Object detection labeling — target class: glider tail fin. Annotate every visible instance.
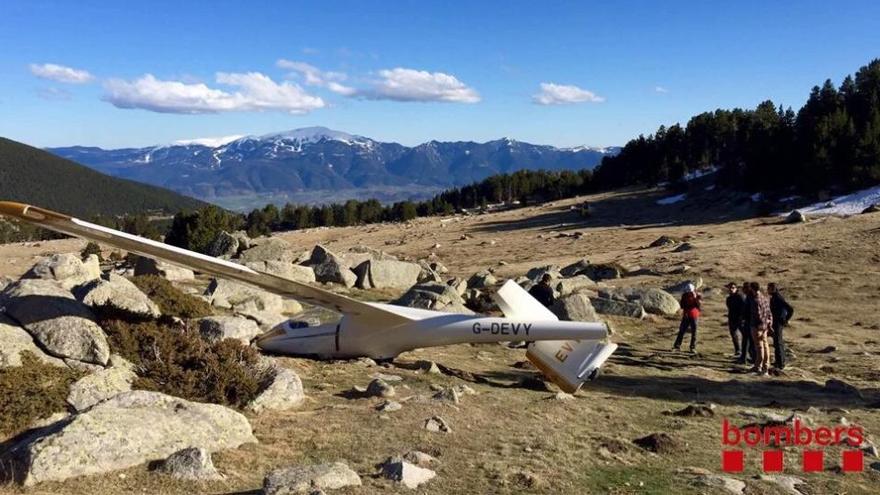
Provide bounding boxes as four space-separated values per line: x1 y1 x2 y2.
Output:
493 279 616 393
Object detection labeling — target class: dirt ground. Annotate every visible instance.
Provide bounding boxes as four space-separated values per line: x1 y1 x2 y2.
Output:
1 186 879 494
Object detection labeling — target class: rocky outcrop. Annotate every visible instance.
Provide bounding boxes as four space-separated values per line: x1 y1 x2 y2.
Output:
665 278 704 295
263 462 362 495
380 456 437 489
133 257 195 282
305 246 357 287
526 265 561 282
354 259 422 290
157 447 223 481
785 210 806 223
199 316 262 344
394 282 473 314
1 279 110 365
600 287 679 316
244 261 316 284
74 273 161 319
582 263 624 281
206 230 250 258
590 297 646 319
204 279 285 326
66 357 137 411
555 275 596 296
467 270 497 289
247 362 305 413
0 315 66 368
560 258 591 277
551 293 600 322
239 237 297 263
22 253 101 289
2 390 256 486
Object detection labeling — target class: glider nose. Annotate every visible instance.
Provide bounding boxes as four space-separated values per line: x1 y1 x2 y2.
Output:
255 326 287 350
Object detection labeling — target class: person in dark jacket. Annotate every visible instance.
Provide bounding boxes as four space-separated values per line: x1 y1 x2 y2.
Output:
768 282 794 369
673 283 701 352
736 282 755 365
725 282 745 356
748 281 773 375
528 273 556 308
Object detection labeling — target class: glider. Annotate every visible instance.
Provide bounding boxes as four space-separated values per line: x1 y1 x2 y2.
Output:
0 201 617 393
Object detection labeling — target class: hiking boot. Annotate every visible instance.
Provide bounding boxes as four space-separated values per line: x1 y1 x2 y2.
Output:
672 346 680 351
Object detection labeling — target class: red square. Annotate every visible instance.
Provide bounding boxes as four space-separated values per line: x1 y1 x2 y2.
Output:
763 450 784 472
842 450 864 472
722 450 744 473
802 450 824 472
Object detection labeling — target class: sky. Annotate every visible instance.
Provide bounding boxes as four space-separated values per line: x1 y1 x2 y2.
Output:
1 0 879 150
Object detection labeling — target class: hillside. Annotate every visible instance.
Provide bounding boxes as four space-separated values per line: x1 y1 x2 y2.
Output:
0 137 206 218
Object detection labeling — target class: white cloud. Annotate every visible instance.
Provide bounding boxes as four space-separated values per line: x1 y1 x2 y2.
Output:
360 68 480 103
655 86 669 93
532 82 604 105
276 59 355 95
102 73 325 114
29 63 94 84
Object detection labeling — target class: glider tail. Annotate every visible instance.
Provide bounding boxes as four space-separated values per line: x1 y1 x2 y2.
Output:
493 280 617 393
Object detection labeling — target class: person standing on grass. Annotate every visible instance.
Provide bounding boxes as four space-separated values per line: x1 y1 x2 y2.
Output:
673 283 701 353
725 282 745 357
736 282 756 365
768 282 794 370
748 281 773 376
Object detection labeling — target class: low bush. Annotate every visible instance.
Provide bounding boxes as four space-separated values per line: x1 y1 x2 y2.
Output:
80 241 103 262
129 275 212 319
0 352 81 439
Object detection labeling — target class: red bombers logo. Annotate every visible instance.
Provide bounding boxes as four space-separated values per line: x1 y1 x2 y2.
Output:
722 418 865 473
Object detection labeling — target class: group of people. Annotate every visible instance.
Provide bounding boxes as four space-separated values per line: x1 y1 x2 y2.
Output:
673 281 794 376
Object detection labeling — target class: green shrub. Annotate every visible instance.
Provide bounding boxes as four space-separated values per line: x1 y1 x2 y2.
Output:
101 318 268 408
0 352 82 439
129 275 212 319
80 241 103 262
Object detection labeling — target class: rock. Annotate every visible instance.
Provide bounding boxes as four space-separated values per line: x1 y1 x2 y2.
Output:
757 475 807 495
785 210 807 223
467 270 497 289
307 246 356 287
66 359 137 411
464 288 497 313
74 273 161 319
551 293 600 322
239 237 297 263
633 288 680 316
199 316 262 345
582 263 624 281
673 242 695 252
446 277 468 296
554 275 596 296
206 230 243 258
204 279 284 326
553 392 575 401
667 404 715 417
825 379 863 399
694 474 745 495
862 203 880 214
559 258 591 277
525 265 562 282
649 235 679 248
1 279 110 365
22 253 101 289
157 447 223 481
263 462 362 495
394 282 474 314
380 457 436 489
365 378 396 398
2 390 256 486
354 259 422 290
0 315 66 368
402 451 438 468
415 261 443 283
590 297 646 319
413 360 442 374
665 278 704 295
133 257 194 282
377 400 402 412
247 361 305 413
245 261 317 284
424 416 451 433
632 432 681 453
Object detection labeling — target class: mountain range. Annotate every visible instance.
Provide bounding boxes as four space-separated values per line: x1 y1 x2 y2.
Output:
48 127 618 207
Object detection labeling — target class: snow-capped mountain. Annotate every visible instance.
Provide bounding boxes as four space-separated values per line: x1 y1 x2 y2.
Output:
48 127 617 201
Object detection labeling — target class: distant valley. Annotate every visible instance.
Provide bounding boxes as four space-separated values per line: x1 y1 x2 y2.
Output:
49 127 618 210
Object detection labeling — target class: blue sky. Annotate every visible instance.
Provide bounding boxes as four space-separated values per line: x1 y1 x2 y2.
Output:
1 0 879 149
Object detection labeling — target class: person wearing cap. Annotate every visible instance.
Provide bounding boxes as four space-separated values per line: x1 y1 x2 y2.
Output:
768 282 794 369
725 282 745 357
673 282 702 352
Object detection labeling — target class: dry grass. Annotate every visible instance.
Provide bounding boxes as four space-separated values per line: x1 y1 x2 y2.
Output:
0 352 81 440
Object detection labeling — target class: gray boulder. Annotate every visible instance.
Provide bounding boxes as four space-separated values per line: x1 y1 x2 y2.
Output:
365 378 396 398
665 278 704 295
204 279 285 326
582 263 624 281
247 362 305 413
239 237 297 263
526 264 562 282
395 282 474 314
601 287 679 316
66 357 137 411
245 261 316 284
467 270 497 289
206 231 242 258
2 390 256 486
22 253 101 289
199 316 262 344
380 456 437 489
305 246 356 287
555 275 596 296
2 279 110 365
551 293 601 322
0 315 66 368
785 210 807 223
75 273 161 319
590 297 646 319
134 257 194 282
263 462 362 495
560 258 591 277
157 447 223 481
446 277 468 296
354 259 422 290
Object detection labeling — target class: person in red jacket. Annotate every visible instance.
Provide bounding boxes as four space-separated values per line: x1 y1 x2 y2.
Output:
673 283 702 352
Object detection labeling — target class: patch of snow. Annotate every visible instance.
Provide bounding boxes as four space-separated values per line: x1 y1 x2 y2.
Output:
566 145 616 154
657 193 687 205
173 135 245 147
259 126 370 146
683 166 719 182
798 184 880 216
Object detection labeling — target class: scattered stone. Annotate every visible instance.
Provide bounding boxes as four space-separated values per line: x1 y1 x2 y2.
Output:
757 475 807 495
590 297 646 319
413 360 441 374
199 316 262 345
263 462 362 495
377 400 402 412
666 404 715 417
1 390 256 486
66 358 137 411
555 275 596 296
467 270 497 289
0 315 66 368
394 282 473 314
380 456 436 489
157 447 223 481
403 451 438 468
649 236 679 248
559 258 591 277
365 378 396 398
785 210 807 223
247 364 305 413
133 257 195 282
694 474 745 495
1 279 110 365
551 293 600 322
74 273 161 319
632 433 681 453
424 416 451 433
354 259 422 290
553 392 575 401
862 203 880 214
673 242 695 252
22 253 101 289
